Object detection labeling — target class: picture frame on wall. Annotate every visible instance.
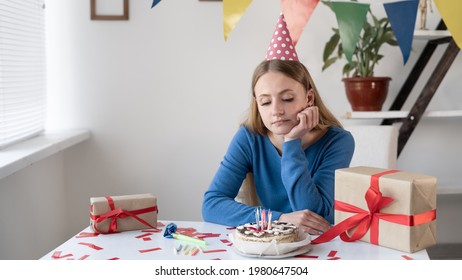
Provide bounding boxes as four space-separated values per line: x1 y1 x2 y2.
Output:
90 0 129 21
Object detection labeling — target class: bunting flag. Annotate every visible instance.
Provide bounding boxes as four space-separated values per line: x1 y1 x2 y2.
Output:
384 0 419 64
147 0 460 61
223 0 253 41
281 0 320 46
331 1 369 63
151 0 161 9
434 0 462 49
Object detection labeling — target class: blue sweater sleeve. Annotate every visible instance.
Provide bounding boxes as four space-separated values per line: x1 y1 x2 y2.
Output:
202 127 259 226
281 130 354 224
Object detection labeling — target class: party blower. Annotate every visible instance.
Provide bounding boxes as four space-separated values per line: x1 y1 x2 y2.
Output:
163 223 207 247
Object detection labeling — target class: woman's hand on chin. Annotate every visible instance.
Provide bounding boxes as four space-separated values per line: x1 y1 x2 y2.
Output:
284 106 319 142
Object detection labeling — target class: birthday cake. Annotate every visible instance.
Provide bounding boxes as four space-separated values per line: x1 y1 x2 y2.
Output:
231 208 310 256
234 221 298 244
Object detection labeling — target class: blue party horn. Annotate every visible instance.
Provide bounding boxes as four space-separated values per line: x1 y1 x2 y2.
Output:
163 223 207 246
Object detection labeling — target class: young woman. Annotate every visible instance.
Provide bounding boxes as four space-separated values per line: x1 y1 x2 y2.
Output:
202 59 354 235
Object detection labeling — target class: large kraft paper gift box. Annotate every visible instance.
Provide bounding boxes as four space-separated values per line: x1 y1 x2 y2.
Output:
90 193 158 234
333 166 437 253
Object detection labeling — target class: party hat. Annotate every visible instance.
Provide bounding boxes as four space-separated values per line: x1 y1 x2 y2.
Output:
265 13 299 61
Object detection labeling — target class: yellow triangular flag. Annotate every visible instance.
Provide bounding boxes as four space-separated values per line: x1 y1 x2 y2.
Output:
223 0 253 41
434 0 462 49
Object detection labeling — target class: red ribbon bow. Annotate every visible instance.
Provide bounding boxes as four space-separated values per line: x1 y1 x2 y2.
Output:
90 196 158 234
312 170 436 245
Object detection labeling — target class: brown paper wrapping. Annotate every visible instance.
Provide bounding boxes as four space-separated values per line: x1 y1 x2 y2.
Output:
90 193 158 233
335 166 437 253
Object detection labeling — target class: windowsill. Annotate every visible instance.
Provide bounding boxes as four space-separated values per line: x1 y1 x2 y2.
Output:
0 129 91 180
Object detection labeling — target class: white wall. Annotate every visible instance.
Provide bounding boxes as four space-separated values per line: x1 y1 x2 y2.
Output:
0 153 70 259
1 0 460 259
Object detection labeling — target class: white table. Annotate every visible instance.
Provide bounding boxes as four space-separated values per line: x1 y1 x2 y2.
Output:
40 220 430 260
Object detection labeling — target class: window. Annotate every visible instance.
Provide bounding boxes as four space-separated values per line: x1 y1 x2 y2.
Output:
0 0 46 149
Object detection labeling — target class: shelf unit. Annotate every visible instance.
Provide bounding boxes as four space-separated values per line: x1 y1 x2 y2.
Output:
344 20 460 156
413 30 451 40
343 21 461 195
343 110 462 120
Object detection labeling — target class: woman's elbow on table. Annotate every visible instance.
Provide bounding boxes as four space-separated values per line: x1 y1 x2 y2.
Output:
201 192 216 223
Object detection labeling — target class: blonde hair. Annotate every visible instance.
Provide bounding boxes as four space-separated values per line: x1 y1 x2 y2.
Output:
243 60 342 135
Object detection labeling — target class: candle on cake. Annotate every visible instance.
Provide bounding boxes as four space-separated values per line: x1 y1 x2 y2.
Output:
254 207 272 231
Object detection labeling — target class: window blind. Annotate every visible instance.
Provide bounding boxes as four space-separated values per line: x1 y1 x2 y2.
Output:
0 0 46 149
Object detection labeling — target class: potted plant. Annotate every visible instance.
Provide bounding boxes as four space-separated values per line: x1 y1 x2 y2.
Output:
322 0 398 111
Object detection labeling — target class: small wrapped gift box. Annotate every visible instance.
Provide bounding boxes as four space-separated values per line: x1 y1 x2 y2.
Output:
90 193 158 234
313 166 436 253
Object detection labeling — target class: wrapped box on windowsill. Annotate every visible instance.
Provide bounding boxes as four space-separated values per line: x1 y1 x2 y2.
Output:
334 166 437 253
90 193 158 234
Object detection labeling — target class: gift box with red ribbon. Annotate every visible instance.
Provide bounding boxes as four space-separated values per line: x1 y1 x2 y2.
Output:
90 194 158 234
313 166 437 253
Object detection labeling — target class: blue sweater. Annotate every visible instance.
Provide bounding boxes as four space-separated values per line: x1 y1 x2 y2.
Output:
202 125 354 226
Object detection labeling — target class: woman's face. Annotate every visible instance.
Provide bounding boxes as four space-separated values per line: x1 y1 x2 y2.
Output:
254 71 309 136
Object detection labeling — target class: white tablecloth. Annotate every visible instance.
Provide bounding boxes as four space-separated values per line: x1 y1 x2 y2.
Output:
40 220 430 260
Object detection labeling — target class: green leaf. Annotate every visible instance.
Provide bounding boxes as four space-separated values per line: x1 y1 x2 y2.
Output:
343 62 356 77
337 41 344 57
323 33 340 61
383 32 398 46
322 57 338 71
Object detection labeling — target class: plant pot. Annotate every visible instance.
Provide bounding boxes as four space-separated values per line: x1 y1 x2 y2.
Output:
343 77 391 111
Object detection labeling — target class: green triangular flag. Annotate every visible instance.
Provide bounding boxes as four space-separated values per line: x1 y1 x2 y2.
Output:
331 1 369 63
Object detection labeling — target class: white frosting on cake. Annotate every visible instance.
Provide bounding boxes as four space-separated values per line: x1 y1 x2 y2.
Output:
234 221 298 243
